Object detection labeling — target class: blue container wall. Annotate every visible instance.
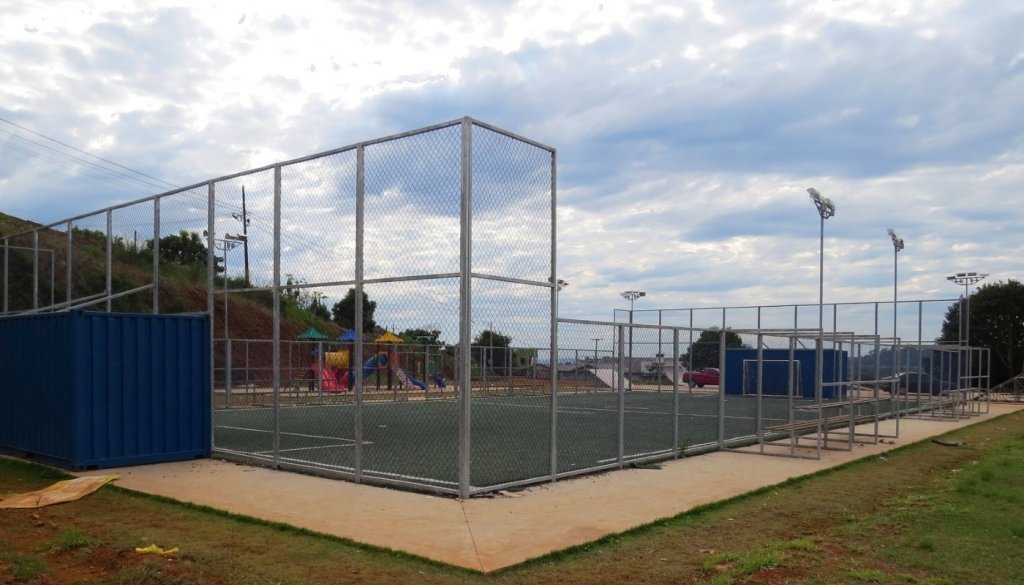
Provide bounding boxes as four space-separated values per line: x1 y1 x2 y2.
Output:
725 348 848 399
0 311 210 469
0 314 76 463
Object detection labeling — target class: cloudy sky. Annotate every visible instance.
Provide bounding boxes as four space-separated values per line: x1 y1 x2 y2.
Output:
1 0 1022 341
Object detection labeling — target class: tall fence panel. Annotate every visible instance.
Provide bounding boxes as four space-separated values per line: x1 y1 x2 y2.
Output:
2 117 993 496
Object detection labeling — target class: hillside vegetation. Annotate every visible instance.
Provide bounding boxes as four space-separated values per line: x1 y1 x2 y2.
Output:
0 211 337 340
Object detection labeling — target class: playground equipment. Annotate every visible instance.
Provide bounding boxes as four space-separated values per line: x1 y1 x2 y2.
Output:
314 347 428 392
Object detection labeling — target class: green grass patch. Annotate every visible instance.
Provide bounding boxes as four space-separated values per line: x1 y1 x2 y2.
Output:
6 552 47 580
844 567 886 582
1 412 1024 584
49 528 92 553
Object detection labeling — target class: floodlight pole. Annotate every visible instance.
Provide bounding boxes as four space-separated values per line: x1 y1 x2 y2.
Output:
621 290 645 390
888 229 905 376
808 188 835 403
946 271 987 388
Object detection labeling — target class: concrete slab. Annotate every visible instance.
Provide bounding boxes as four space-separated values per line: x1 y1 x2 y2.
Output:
77 403 1022 572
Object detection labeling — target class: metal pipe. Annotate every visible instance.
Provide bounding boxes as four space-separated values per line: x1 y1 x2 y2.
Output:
272 167 282 467
32 230 39 310
2 237 7 313
206 182 216 453
105 210 112 311
549 146 559 483
617 324 625 466
718 308 726 448
355 144 366 483
672 329 680 457
153 197 160 313
66 221 73 309
457 117 473 499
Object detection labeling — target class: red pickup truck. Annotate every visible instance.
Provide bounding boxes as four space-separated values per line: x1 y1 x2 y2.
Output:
681 367 720 388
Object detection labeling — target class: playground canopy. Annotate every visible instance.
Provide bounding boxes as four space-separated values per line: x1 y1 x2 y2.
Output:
375 331 403 344
297 327 329 341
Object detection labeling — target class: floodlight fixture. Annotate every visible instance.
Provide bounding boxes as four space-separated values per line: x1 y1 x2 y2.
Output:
808 187 836 219
548 276 569 292
946 272 987 287
621 290 646 303
887 228 904 252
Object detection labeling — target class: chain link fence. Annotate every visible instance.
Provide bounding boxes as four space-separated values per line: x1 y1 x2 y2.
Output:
1 117 993 497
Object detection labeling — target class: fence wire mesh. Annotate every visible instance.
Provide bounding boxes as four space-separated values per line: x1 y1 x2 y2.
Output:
1 117 993 496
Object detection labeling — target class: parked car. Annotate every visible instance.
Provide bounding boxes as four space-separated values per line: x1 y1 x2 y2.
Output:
884 372 957 395
681 367 720 388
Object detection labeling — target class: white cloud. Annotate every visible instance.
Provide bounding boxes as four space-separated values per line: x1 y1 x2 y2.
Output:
0 0 1021 344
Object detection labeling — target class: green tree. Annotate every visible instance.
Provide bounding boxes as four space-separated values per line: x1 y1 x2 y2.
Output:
472 329 512 373
154 230 207 265
938 279 1024 385
331 288 377 332
684 328 748 370
398 327 443 346
308 292 331 322
473 329 511 348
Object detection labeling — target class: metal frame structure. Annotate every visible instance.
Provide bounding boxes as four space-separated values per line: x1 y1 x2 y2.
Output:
0 118 996 497
0 117 558 499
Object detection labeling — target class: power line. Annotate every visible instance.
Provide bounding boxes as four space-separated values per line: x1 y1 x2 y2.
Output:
1 140 155 197
0 115 178 189
0 129 170 193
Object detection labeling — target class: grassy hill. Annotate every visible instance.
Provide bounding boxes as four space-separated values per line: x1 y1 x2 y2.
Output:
0 211 338 341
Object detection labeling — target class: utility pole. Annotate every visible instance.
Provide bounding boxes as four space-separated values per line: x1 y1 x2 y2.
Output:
232 185 251 286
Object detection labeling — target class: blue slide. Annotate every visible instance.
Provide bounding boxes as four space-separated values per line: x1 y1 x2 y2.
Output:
394 365 427 390
362 354 387 377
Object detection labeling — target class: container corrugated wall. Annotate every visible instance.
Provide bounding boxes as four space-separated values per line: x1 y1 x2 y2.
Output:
725 348 849 399
0 311 210 469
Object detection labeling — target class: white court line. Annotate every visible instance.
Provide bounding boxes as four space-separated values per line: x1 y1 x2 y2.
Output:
275 458 461 488
216 425 360 444
480 401 664 416
253 443 360 455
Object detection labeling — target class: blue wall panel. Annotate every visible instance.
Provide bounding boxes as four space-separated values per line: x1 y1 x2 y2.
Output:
724 348 848 399
0 311 210 469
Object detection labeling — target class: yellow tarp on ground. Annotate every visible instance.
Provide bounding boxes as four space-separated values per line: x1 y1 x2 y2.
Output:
0 475 118 509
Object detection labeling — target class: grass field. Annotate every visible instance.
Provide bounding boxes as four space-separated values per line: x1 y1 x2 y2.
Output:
2 409 1022 584
213 391 895 492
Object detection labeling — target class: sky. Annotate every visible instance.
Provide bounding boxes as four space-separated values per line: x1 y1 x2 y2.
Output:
1 0 1022 344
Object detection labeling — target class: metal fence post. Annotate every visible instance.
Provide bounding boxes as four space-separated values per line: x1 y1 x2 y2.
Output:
355 145 366 483
549 147 558 483
224 338 232 408
153 197 160 313
672 328 680 457
32 230 39 310
2 237 7 313
105 210 112 311
458 117 473 498
718 308 726 448
65 221 72 308
756 332 764 452
272 167 282 467
206 182 216 452
617 324 625 467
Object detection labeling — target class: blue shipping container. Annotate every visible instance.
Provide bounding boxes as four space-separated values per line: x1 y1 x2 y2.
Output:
0 310 210 469
724 348 848 399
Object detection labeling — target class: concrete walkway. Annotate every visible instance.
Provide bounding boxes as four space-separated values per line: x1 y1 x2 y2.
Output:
78 403 1021 572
